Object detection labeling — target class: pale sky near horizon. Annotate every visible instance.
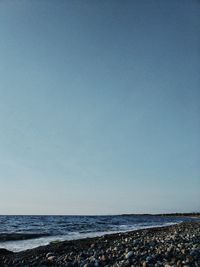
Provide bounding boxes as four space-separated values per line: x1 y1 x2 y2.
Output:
0 0 199 215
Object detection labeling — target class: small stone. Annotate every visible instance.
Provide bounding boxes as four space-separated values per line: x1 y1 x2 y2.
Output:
47 256 55 261
46 252 54 258
101 255 108 262
94 260 99 267
146 256 153 262
125 251 134 259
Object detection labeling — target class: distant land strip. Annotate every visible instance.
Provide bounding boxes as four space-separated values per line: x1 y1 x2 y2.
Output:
120 212 200 217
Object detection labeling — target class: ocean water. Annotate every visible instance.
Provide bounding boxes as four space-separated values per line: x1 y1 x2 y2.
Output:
0 215 196 252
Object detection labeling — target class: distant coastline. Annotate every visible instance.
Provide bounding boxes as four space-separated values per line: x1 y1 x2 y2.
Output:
120 212 200 217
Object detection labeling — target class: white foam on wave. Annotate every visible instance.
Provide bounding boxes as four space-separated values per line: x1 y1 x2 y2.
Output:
0 222 179 252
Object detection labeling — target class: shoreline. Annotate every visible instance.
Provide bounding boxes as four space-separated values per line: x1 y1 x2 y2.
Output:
0 222 179 253
0 221 199 266
0 213 198 246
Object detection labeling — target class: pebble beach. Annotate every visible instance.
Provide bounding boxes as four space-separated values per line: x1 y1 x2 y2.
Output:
0 221 199 267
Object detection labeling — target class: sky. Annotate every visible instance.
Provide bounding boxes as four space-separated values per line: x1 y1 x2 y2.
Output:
0 0 199 215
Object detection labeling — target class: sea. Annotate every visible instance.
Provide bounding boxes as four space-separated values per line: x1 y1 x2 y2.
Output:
0 215 197 252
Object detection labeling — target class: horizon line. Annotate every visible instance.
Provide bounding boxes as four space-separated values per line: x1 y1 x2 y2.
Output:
0 212 199 216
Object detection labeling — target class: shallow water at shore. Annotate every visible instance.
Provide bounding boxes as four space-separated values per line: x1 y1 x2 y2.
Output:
0 215 198 252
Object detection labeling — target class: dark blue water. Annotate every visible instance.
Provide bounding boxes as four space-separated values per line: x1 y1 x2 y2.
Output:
0 215 196 252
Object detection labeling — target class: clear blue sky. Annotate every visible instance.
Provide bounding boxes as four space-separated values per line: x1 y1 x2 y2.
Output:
0 0 199 215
